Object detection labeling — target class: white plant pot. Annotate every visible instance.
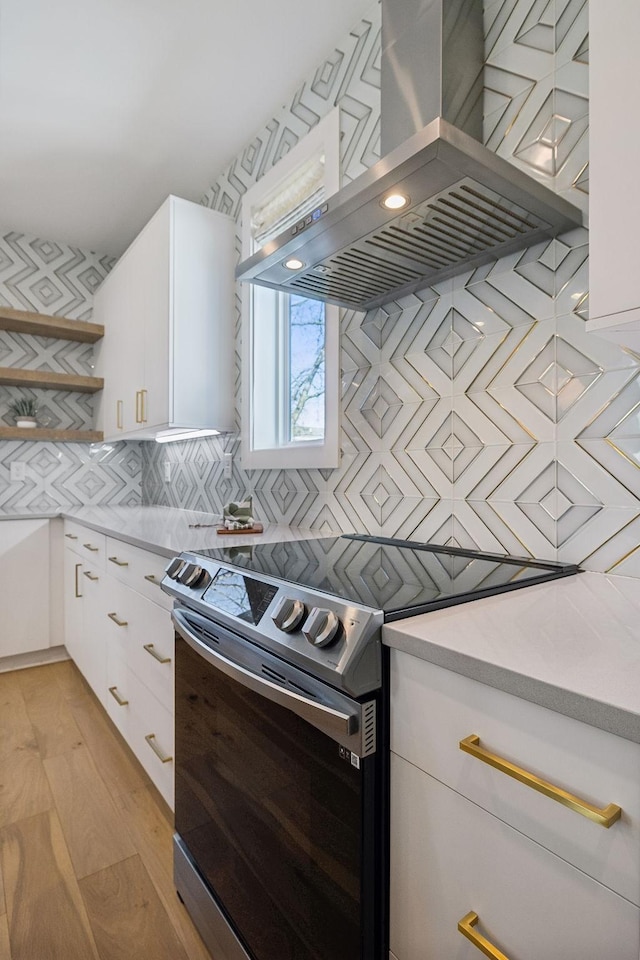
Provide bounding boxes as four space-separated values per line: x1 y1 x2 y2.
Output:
16 417 37 428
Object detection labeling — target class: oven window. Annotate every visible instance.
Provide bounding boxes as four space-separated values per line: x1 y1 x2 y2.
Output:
175 635 362 960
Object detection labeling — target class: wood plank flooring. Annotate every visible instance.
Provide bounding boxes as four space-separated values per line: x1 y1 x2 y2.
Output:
0 660 211 960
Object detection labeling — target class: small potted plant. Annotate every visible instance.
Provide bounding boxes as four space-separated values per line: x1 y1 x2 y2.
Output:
10 397 39 428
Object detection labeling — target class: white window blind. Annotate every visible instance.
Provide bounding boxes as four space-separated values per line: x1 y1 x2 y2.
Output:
250 154 326 248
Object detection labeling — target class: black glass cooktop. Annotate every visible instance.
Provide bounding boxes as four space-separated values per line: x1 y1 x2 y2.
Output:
193 535 580 621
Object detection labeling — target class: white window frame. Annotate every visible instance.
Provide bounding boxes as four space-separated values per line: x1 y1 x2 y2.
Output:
241 108 340 470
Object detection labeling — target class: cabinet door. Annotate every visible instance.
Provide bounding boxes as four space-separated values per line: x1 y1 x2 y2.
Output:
138 201 171 432
79 567 107 706
390 754 640 960
63 546 83 663
94 232 145 439
0 520 50 657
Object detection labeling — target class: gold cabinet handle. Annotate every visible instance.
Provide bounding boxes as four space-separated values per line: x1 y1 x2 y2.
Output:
83 571 99 581
144 574 161 586
145 733 172 764
83 543 99 552
108 556 129 567
140 388 147 423
143 643 171 664
65 533 78 540
74 563 82 598
108 686 129 707
116 399 123 430
458 912 510 960
107 612 128 627
459 734 622 828
135 390 141 423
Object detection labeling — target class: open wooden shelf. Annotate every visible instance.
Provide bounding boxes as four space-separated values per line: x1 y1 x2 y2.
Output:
0 367 104 393
0 306 104 343
0 427 104 443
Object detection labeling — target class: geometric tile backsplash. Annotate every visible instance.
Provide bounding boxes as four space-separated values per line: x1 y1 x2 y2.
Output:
143 0 640 578
0 231 142 507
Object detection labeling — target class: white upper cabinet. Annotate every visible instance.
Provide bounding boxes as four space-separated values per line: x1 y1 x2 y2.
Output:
587 0 640 349
94 195 235 440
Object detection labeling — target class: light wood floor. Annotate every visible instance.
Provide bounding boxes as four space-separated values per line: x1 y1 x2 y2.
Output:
0 659 212 960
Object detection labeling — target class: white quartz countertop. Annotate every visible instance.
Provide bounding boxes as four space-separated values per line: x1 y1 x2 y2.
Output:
0 505 335 557
383 571 640 744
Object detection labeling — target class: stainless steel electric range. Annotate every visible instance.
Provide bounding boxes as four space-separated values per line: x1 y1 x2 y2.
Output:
161 534 580 960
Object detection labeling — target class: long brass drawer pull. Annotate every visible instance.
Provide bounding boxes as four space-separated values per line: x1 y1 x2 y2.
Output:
65 533 78 540
108 556 129 567
144 574 161 586
107 612 128 627
144 643 171 664
116 399 123 430
459 734 622 828
458 912 510 960
108 686 129 707
83 543 99 552
145 733 172 764
83 571 99 581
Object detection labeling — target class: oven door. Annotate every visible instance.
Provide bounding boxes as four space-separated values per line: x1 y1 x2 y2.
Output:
172 606 385 960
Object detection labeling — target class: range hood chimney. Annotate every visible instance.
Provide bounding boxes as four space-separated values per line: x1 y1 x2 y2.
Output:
236 0 584 312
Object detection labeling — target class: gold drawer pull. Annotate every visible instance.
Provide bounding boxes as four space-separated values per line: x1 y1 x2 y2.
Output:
116 399 123 430
108 556 129 567
108 686 129 707
144 574 161 586
83 571 99 581
83 543 99 552
458 912 509 960
65 533 78 540
107 612 128 627
460 734 622 828
143 643 171 664
145 733 172 764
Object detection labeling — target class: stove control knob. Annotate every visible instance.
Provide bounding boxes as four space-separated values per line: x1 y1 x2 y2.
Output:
166 558 186 580
302 607 341 648
271 596 306 633
182 564 208 588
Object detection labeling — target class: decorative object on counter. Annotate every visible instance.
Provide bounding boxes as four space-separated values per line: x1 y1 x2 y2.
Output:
218 497 263 534
9 396 38 428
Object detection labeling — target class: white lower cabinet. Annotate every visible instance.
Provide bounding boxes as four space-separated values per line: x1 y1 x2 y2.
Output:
389 650 640 960
64 522 174 808
390 753 640 960
1 519 50 657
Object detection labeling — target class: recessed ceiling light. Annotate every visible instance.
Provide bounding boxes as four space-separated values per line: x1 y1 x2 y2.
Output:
382 193 409 210
284 258 305 270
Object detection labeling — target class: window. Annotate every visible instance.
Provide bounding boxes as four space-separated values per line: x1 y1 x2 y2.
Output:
241 109 340 469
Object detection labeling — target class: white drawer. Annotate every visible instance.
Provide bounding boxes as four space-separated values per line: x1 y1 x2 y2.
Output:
390 754 640 960
105 537 172 610
63 520 106 568
102 576 173 710
126 668 174 809
390 651 640 905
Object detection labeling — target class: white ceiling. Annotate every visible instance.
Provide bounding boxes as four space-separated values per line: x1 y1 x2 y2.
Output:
0 0 377 256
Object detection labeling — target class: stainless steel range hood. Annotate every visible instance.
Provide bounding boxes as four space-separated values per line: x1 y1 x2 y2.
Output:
236 0 584 312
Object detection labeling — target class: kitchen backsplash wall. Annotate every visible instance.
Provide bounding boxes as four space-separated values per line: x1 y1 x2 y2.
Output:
0 230 142 508
141 0 640 578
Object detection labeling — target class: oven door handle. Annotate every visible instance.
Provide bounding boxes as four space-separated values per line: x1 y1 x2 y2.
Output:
172 609 359 741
